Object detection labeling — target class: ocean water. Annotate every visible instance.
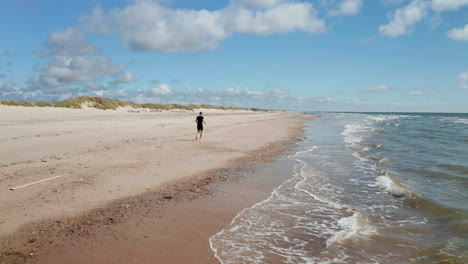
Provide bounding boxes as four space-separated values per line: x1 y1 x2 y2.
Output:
210 113 468 264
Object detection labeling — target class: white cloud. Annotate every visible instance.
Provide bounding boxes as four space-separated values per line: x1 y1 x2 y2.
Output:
431 0 468 11
24 0 324 101
458 69 468 89
110 72 136 85
123 4 226 51
408 90 424 95
428 13 444 28
379 0 429 37
83 83 107 91
108 85 456 112
29 55 126 95
77 0 325 52
360 85 391 92
151 83 173 95
231 3 325 35
329 0 363 17
92 90 104 97
128 86 296 109
238 0 287 9
35 28 101 57
1 81 19 93
447 24 468 41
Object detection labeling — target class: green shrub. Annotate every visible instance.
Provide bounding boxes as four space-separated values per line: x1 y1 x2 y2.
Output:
0 100 35 107
35 101 55 107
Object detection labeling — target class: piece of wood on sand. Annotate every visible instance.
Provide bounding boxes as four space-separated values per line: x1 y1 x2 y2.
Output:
9 175 62 191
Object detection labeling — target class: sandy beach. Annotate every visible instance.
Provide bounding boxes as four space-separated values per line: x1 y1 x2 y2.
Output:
0 105 312 263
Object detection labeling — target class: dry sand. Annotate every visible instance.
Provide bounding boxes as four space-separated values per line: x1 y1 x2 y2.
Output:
0 105 312 263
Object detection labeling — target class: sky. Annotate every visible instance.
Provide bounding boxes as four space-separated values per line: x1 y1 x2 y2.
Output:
0 0 467 112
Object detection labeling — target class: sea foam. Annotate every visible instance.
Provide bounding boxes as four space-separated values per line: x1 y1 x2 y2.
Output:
325 212 376 247
375 173 410 197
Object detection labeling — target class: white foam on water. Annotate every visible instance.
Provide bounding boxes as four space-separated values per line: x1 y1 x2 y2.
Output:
365 114 414 122
375 172 410 197
385 122 401 127
293 156 347 210
439 117 468 125
210 146 356 264
325 212 377 247
341 124 370 146
378 157 390 163
209 149 315 264
341 122 378 165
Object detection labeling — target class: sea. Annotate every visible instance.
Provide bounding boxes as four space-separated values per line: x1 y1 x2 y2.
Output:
210 112 468 264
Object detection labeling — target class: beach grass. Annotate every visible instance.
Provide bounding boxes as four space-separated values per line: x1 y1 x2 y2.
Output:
0 96 254 111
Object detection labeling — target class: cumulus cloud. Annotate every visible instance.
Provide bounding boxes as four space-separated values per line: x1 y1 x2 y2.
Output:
100 85 439 112
110 72 136 85
379 0 468 37
83 83 108 91
0 81 39 102
127 86 296 109
151 83 173 95
458 69 468 89
431 0 468 11
30 56 121 87
230 3 325 35
0 80 72 102
379 0 429 37
34 28 101 57
1 81 20 93
22 0 327 100
29 22 137 97
237 0 288 9
110 3 226 52
447 24 468 41
360 85 391 92
28 55 128 95
76 0 325 52
328 0 363 17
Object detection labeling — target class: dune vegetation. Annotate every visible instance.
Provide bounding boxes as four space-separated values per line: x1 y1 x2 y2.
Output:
0 96 253 111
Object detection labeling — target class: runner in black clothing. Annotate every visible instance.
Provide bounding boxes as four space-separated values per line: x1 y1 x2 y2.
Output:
195 112 206 141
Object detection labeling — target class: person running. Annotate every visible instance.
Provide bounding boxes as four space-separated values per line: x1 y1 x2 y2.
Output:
195 112 206 141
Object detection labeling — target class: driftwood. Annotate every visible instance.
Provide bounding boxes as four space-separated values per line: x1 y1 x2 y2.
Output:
9 175 62 191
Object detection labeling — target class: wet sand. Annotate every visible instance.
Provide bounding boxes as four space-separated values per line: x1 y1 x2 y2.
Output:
0 105 312 263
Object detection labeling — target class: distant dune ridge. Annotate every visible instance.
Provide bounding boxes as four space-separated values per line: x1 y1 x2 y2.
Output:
0 96 257 111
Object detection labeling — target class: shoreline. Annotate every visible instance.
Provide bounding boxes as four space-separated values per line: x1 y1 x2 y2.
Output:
0 106 314 263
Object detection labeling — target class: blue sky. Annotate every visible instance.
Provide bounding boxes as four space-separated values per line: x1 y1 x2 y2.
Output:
0 0 467 112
